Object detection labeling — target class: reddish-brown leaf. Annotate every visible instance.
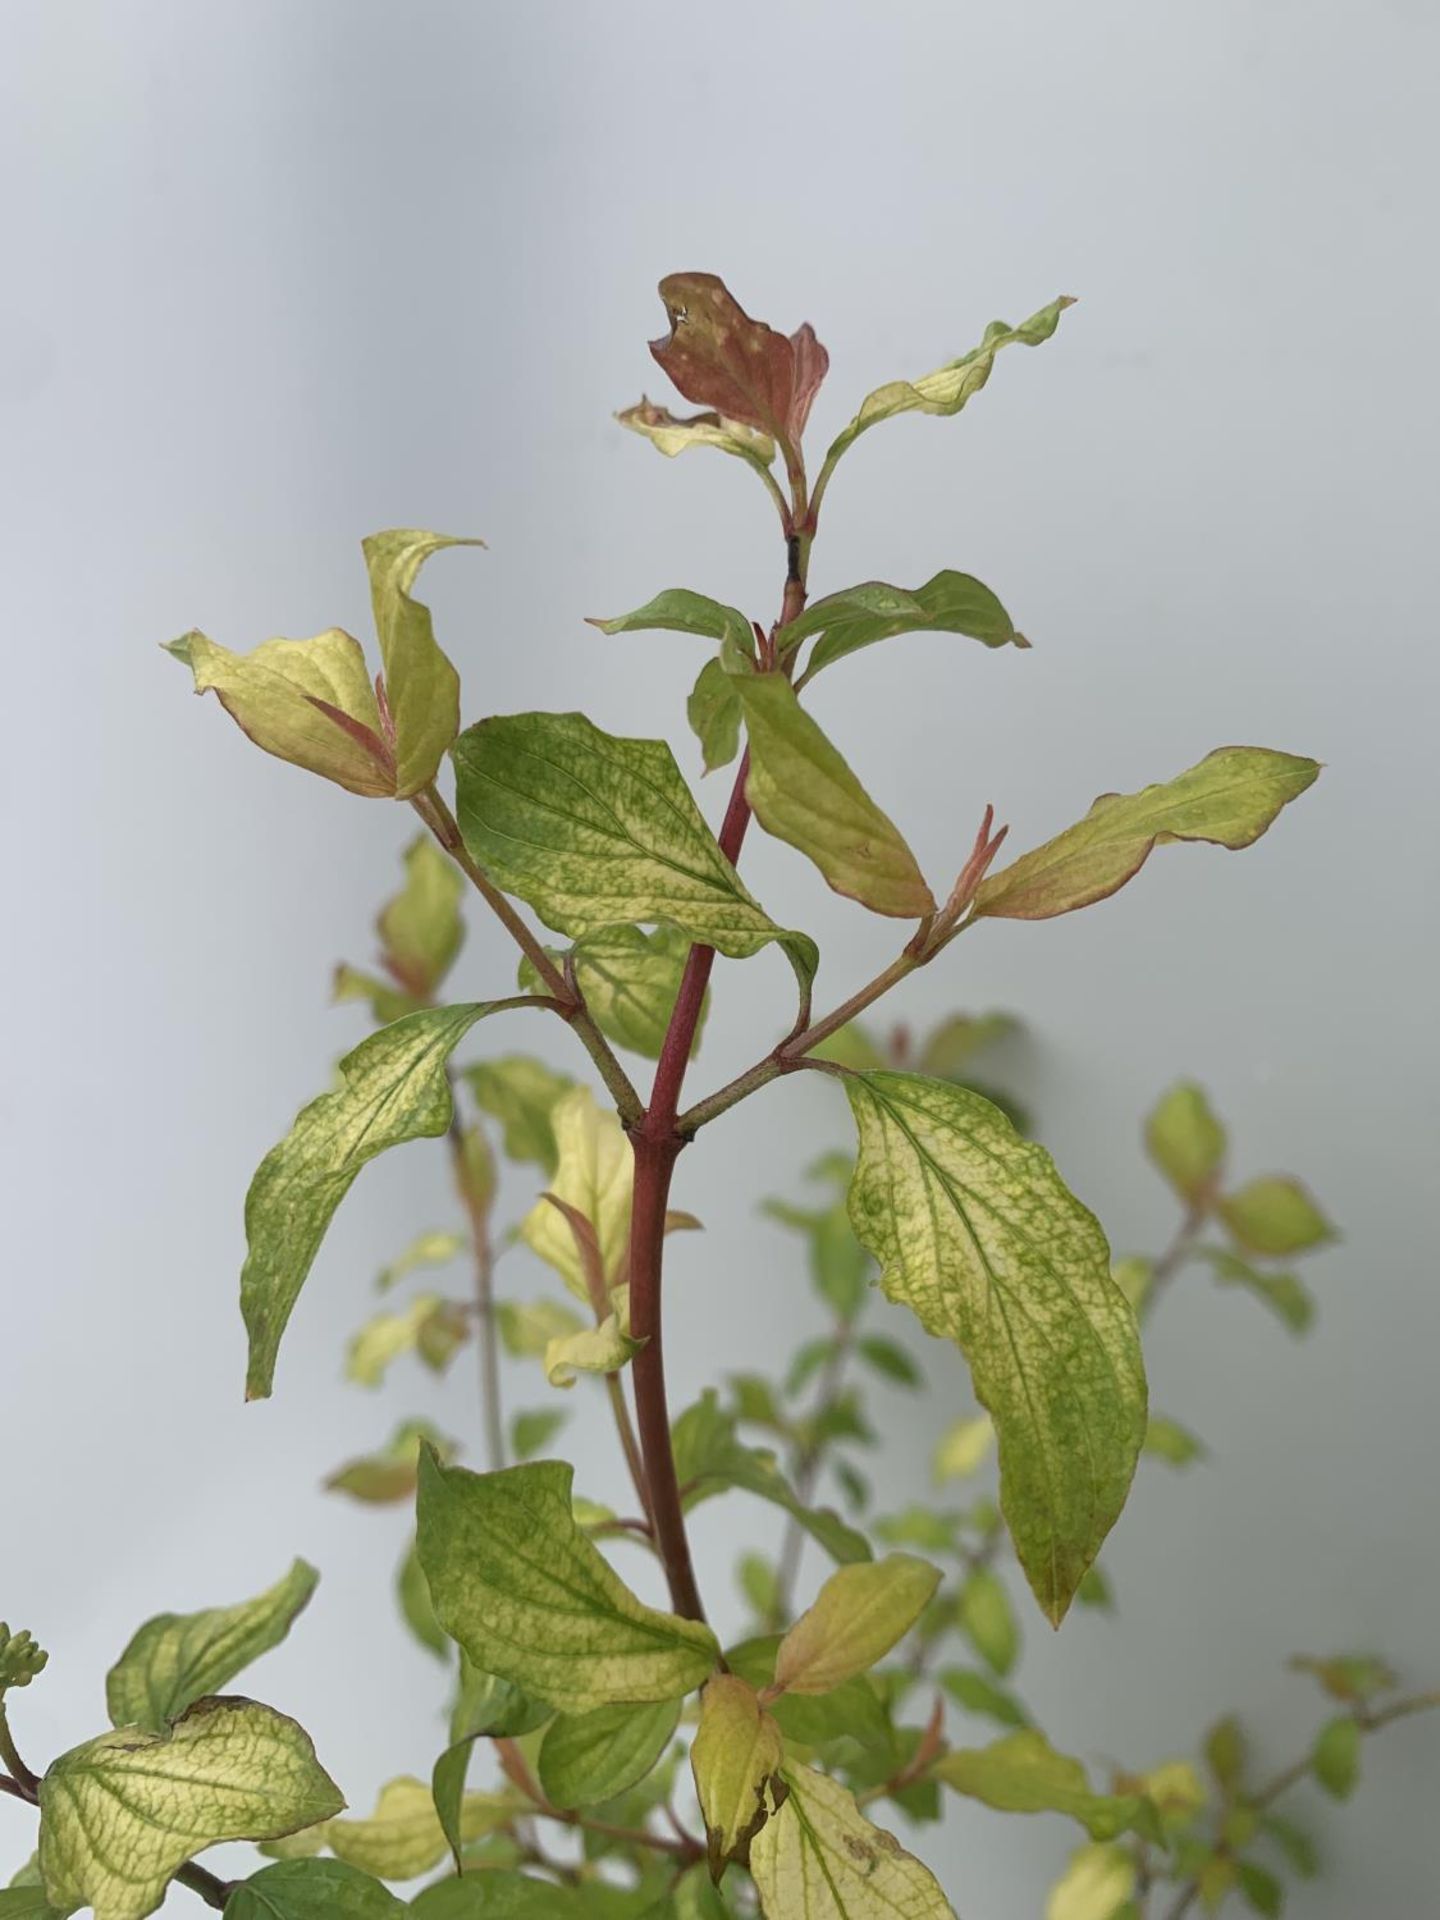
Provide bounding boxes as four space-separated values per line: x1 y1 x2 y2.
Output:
649 273 828 454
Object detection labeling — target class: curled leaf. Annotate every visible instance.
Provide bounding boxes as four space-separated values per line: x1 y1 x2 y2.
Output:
650 272 828 456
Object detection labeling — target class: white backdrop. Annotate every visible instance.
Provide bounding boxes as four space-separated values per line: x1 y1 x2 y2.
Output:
2 2 1437 1912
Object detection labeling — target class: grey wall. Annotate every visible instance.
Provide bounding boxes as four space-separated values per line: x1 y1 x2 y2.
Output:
2 2 1436 1912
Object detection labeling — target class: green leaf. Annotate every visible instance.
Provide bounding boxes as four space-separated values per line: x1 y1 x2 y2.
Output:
956 1567 1020 1678
672 1393 871 1566
38 1698 344 1920
820 297 1073 472
919 1013 1018 1079
242 1004 497 1399
224 1860 405 1918
1145 1084 1226 1204
617 397 777 467
1203 1716 1247 1793
1311 1717 1361 1799
105 1562 319 1733
974 748 1320 922
932 1414 994 1483
463 1056 575 1175
933 1731 1162 1844
327 1420 455 1505
750 1766 955 1919
687 657 744 774
1259 1813 1318 1878
520 1087 633 1301
857 1336 922 1387
345 1294 467 1387
689 1675 784 1873
331 965 420 1027
1046 1842 1137 1920
361 530 482 798
733 674 935 919
452 712 817 991
539 1698 681 1811
396 1542 447 1660
1236 1861 1283 1916
0 1892 65 1920
375 1229 465 1294
842 1072 1146 1621
1074 1566 1113 1612
774 1558 940 1696
588 590 754 661
325 1776 513 1881
1198 1248 1315 1334
166 628 395 797
780 572 1026 683
497 1297 587 1359
0 1626 46 1694
545 1314 643 1389
511 1409 568 1461
762 1189 870 1320
1144 1416 1204 1468
724 1638 892 1753
416 1452 719 1712
1219 1177 1335 1257
521 925 699 1060
450 1657 550 1744
376 836 465 999
938 1667 1028 1729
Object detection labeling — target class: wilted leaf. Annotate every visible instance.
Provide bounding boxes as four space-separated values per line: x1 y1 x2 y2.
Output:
750 1766 955 1920
649 272 828 455
934 1731 1161 1843
242 1004 497 1399
779 571 1026 683
453 712 816 993
617 397 777 467
974 748 1319 922
690 1675 783 1873
545 1313 643 1389
539 1698 681 1811
416 1452 719 1712
39 1698 344 1920
843 1072 1146 1621
106 1561 318 1732
734 674 935 919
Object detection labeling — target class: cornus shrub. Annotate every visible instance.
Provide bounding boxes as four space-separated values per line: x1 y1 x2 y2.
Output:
2 275 1433 1920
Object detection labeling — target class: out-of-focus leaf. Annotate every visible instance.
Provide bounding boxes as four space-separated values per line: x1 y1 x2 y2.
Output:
933 1731 1161 1843
327 1421 456 1505
376 836 465 999
463 1056 575 1175
1219 1177 1335 1258
1144 1084 1226 1204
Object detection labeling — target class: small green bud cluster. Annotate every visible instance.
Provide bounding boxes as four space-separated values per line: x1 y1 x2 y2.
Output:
0 1622 48 1693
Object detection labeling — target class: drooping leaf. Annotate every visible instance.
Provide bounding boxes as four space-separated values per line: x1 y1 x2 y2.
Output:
224 1859 406 1918
105 1562 319 1733
538 1698 681 1811
773 1558 940 1697
1144 1084 1226 1204
687 657 744 774
933 1732 1161 1844
820 297 1074 475
242 1004 497 1399
38 1698 344 1920
690 1675 784 1873
1219 1177 1335 1257
973 748 1320 922
327 1421 456 1505
416 1452 719 1712
1045 1842 1137 1920
588 590 755 662
452 713 816 993
325 1776 514 1882
956 1567 1020 1678
672 1393 871 1566
376 836 466 999
520 1087 634 1300
842 1072 1146 1621
1197 1248 1314 1334
617 397 777 468
166 629 394 797
361 531 482 798
520 926 700 1060
750 1766 955 1920
649 273 827 454
463 1055 575 1175
733 674 935 918
779 572 1026 683
1312 1717 1361 1799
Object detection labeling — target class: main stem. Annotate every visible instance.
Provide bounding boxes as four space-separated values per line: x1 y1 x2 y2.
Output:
628 563 810 1624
